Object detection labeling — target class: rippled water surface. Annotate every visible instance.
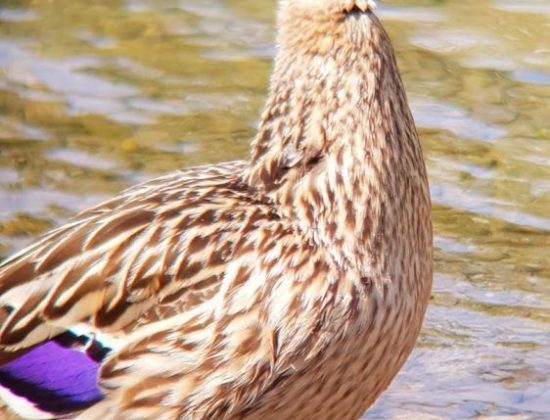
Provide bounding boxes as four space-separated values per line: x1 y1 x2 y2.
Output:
0 0 549 418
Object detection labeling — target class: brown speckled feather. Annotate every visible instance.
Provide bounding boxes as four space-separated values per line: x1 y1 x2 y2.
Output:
0 1 432 419
0 162 254 348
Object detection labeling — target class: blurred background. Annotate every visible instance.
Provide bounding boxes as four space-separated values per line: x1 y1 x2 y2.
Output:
0 0 548 418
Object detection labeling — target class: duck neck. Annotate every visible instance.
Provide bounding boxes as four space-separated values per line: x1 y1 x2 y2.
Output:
243 14 430 274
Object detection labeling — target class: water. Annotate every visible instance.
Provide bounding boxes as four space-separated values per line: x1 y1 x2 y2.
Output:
0 0 548 418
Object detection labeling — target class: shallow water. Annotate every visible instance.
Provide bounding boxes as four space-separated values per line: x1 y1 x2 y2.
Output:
0 0 548 418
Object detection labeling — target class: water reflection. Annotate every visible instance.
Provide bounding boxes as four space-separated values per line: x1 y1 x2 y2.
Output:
0 0 548 418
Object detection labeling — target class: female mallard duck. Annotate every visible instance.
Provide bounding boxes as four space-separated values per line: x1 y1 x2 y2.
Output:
0 0 432 418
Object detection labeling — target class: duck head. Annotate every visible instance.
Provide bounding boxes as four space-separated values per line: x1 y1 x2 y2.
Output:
276 0 379 54
280 0 376 15
245 0 429 272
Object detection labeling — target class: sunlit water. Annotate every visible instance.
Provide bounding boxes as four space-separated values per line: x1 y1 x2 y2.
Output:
0 0 549 418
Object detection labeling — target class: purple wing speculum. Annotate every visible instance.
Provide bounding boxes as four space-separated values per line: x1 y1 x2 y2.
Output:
0 332 111 417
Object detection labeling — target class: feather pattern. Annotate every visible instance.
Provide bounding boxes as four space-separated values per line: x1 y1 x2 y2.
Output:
0 1 432 419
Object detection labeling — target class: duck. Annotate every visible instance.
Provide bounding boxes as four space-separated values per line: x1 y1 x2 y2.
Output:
0 0 432 418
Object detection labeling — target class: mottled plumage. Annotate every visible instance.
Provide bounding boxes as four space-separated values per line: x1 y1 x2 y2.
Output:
0 0 432 418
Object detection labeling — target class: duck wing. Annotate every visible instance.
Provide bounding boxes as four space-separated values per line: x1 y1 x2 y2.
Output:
0 160 289 417
0 161 265 350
